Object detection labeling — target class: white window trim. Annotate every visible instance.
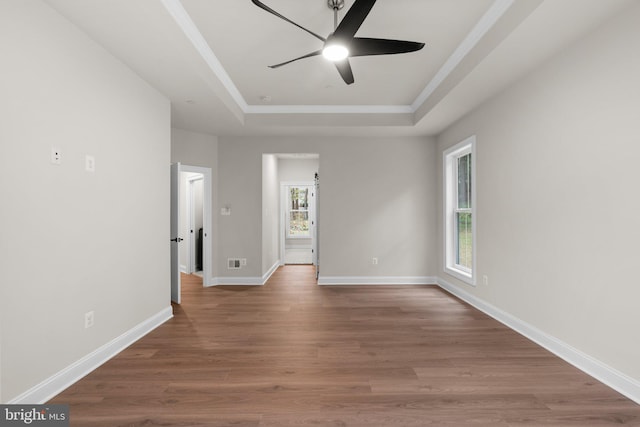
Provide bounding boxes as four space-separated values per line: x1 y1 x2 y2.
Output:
285 184 312 239
443 136 476 286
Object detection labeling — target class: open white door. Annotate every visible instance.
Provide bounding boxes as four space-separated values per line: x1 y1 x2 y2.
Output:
310 184 317 267
170 162 182 304
314 173 320 280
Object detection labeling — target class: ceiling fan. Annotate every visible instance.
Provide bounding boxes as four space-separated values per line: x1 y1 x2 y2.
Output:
251 0 425 85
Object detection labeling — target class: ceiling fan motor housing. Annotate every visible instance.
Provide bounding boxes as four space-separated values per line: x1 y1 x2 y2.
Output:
328 0 345 11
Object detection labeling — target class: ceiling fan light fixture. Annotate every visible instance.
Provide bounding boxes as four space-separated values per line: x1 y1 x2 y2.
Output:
252 0 425 84
322 43 349 61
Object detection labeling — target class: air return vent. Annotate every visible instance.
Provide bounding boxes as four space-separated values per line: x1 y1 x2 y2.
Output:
228 258 241 270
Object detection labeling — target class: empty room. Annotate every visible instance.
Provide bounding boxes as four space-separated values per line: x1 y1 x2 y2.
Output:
1 0 639 425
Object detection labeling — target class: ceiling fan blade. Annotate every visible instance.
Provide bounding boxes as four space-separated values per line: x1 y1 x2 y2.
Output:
333 0 377 41
268 50 323 69
334 58 355 85
251 0 326 42
349 38 425 57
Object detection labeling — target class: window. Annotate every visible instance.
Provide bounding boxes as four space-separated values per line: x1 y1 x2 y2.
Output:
444 136 476 285
287 186 310 238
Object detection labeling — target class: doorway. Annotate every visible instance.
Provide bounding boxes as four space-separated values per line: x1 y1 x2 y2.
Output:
275 154 319 269
280 182 316 265
170 163 212 304
185 174 204 276
281 182 316 265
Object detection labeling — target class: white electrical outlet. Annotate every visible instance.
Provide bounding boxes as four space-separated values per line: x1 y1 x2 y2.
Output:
84 311 94 329
51 147 62 165
241 258 247 266
483 275 489 286
372 257 378 265
85 155 95 172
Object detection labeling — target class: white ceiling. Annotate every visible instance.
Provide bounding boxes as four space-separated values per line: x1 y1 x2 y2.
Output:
183 0 494 106
44 0 634 137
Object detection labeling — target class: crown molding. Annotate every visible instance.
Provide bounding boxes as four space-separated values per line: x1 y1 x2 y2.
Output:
245 104 414 115
411 0 514 110
160 0 248 112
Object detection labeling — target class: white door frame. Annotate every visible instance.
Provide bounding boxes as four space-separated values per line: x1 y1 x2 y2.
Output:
313 173 319 275
186 175 204 274
183 165 212 287
172 165 213 295
279 181 316 266
170 163 182 304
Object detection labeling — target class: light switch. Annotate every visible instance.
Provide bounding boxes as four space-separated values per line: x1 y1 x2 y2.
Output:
221 207 231 216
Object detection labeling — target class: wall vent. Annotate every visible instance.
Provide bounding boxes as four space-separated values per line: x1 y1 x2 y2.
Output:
228 258 241 269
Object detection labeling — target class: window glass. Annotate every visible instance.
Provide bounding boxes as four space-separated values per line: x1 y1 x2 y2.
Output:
290 188 309 210
457 153 472 209
289 211 309 236
456 212 472 269
288 187 310 237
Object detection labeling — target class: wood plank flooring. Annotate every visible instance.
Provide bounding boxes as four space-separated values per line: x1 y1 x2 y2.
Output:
50 266 640 426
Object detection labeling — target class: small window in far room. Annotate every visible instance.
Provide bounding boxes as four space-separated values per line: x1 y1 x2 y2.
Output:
444 136 476 285
287 186 310 238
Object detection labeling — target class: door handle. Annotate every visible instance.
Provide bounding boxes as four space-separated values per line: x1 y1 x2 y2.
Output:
170 237 184 242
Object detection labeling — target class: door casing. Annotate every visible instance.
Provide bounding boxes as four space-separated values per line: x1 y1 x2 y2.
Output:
171 163 213 304
280 181 316 267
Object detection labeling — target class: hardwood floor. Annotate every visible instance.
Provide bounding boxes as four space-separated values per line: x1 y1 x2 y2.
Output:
50 266 640 426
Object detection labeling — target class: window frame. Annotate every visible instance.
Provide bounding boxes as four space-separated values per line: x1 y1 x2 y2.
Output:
286 185 311 239
443 136 476 285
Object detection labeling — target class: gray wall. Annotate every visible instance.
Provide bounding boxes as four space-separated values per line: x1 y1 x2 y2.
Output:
0 0 171 402
217 136 437 279
436 2 640 382
278 159 319 182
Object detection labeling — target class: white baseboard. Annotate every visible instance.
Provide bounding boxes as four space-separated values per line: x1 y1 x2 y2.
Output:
179 264 187 274
262 260 280 284
436 277 640 405
207 260 281 287
318 276 437 285
8 306 173 404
